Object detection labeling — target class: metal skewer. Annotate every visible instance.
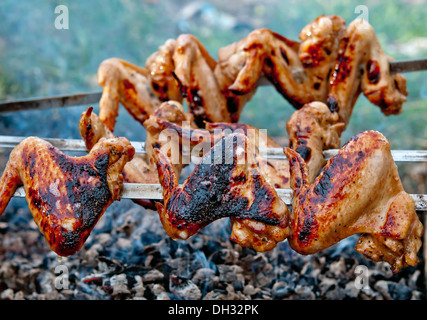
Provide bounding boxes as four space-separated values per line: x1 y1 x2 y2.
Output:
0 59 426 114
0 135 426 163
0 58 426 209
10 183 427 211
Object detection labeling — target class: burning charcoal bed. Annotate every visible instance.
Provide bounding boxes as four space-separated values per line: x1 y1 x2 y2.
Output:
0 192 424 300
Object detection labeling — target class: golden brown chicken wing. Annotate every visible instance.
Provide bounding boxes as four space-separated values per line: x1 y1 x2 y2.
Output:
327 19 408 125
144 102 290 189
223 16 345 106
98 40 183 131
98 58 157 131
286 101 345 182
0 136 135 256
153 133 289 252
283 130 423 272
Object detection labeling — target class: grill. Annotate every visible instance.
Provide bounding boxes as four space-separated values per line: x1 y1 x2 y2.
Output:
0 72 427 300
1 8 427 300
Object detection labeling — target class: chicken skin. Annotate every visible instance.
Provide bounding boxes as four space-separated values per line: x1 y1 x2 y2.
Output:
223 16 345 106
327 18 408 125
154 133 289 252
144 101 290 189
143 101 197 179
286 101 345 182
98 41 183 131
98 58 157 131
97 16 407 131
0 136 135 256
172 33 267 126
284 130 423 272
79 106 159 209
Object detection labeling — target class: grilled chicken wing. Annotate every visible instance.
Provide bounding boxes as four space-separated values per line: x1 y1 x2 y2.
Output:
172 34 231 126
286 101 345 182
327 18 408 125
79 107 159 209
145 101 290 189
143 101 197 178
0 136 135 256
154 133 290 252
228 16 407 128
204 123 290 189
145 39 183 103
225 16 345 106
98 40 183 131
98 58 157 131
284 130 423 272
98 16 406 129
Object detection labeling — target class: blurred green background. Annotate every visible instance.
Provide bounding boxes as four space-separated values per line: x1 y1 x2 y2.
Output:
0 0 426 153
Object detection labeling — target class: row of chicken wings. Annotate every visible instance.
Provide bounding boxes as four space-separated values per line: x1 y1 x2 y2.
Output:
0 15 422 273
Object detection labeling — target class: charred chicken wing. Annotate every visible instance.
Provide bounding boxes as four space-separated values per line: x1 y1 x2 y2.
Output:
0 136 135 256
145 102 290 189
154 133 289 252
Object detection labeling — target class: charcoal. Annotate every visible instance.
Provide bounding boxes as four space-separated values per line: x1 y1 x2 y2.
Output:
141 269 165 283
294 284 315 300
192 268 218 293
203 290 227 300
169 275 202 300
319 277 338 296
374 280 413 300
0 200 425 300
243 283 261 296
110 274 131 298
217 265 244 282
272 281 293 299
344 281 360 299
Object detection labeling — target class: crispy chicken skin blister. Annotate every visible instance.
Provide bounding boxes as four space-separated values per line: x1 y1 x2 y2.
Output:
0 136 134 256
154 133 290 252
284 130 423 273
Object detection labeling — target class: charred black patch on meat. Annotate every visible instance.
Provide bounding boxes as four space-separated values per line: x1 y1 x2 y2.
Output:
161 135 282 236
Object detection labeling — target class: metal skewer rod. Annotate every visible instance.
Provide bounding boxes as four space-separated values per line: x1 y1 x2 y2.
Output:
0 59 426 114
10 183 427 211
0 135 426 163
